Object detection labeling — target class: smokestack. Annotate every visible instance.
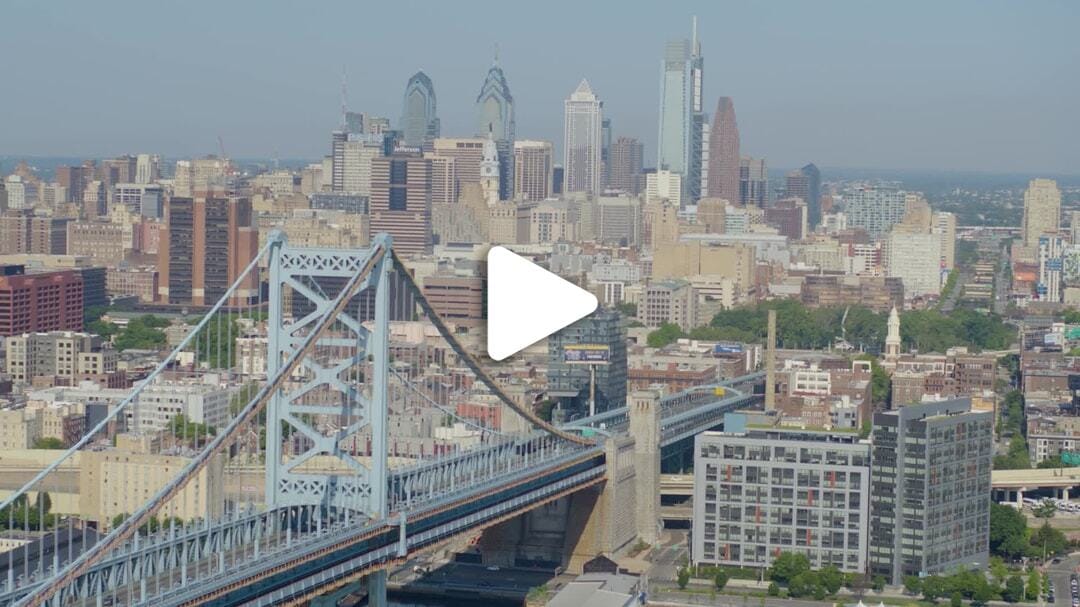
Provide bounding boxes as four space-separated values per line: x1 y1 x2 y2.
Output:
766 309 776 411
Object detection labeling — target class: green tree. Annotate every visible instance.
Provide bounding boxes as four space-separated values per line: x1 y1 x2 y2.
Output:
714 570 729 590
1026 570 1041 601
615 302 637 318
32 437 65 449
819 566 844 595
1030 521 1068 559
989 503 1029 559
1032 500 1057 519
1003 575 1024 603
767 582 780 596
676 567 690 590
768 552 811 585
855 355 892 406
872 575 887 593
788 571 819 598
904 575 923 595
923 576 949 602
647 323 686 348
951 592 963 607
994 434 1031 470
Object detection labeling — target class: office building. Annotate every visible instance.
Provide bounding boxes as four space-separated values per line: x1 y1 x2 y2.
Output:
113 183 164 219
369 153 433 257
309 192 367 214
400 71 440 149
106 267 158 303
331 134 383 196
764 198 807 241
645 170 682 208
3 176 36 210
786 164 822 228
513 140 554 202
739 157 768 207
67 221 127 266
1038 235 1064 302
593 194 642 246
933 212 957 270
547 308 627 414
158 193 258 306
706 97 740 205
869 399 992 585
886 231 943 297
0 212 70 255
476 57 515 200
0 265 83 336
1023 178 1062 250
563 79 604 195
422 275 485 328
5 331 119 386
845 187 907 238
657 19 705 203
432 138 487 199
609 137 644 194
640 279 697 330
132 381 232 433
693 422 871 573
134 154 159 184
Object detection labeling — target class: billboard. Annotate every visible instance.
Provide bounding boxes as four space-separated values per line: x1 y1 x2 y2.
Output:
714 343 743 354
564 344 610 364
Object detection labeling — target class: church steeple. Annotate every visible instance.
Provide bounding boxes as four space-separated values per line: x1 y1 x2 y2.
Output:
885 306 901 363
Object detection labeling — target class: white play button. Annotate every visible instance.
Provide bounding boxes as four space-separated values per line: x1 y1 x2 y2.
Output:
486 246 599 361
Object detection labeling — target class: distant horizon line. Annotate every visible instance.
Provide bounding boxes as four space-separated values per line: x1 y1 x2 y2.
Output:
1 154 1078 181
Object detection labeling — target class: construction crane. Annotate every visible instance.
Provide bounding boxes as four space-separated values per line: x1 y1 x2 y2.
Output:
217 135 238 178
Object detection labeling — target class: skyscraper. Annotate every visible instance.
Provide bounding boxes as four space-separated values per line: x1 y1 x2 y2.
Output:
563 79 603 196
657 18 705 204
1022 178 1062 249
739 157 768 207
369 152 433 257
158 192 258 306
601 118 613 189
400 71 440 149
609 137 644 194
476 57 515 200
513 140 554 202
706 97 740 205
786 164 822 227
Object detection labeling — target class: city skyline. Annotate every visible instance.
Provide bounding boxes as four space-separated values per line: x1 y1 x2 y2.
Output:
1 1 1077 174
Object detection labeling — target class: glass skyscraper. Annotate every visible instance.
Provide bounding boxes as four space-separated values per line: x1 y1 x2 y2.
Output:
563 79 603 195
476 58 516 200
657 18 705 205
400 71 440 149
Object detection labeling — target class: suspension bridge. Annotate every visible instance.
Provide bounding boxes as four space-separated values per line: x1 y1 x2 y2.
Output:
0 233 763 607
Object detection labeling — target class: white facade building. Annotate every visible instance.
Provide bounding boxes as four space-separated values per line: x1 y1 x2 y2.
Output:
563 79 603 195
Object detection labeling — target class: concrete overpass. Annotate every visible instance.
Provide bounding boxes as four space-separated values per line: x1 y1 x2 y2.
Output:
992 468 1080 503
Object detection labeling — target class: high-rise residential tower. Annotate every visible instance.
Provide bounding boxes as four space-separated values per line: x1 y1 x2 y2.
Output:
476 56 515 200
706 97 740 205
400 71 440 149
563 79 603 196
869 399 991 585
1022 178 1062 249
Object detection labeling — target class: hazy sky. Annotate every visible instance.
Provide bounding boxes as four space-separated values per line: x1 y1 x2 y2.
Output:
2 0 1078 173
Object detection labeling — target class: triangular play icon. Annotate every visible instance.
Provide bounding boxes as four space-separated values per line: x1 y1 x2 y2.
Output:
486 246 599 361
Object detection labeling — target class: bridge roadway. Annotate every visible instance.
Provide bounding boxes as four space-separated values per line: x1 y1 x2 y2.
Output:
0 373 764 607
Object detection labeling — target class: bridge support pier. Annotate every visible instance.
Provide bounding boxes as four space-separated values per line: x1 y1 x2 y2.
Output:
628 389 662 546
368 570 387 607
310 581 364 607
